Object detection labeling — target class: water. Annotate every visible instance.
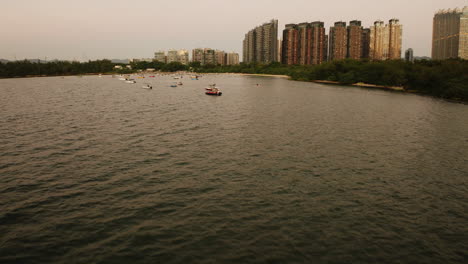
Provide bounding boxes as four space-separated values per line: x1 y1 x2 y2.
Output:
0 74 467 263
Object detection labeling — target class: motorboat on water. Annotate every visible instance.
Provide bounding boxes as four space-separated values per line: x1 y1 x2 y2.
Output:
205 86 222 96
178 82 183 86
142 84 152 89
126 79 136 84
170 84 178 87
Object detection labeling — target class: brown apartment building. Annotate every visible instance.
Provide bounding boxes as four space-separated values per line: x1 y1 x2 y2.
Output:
347 20 363 59
281 22 326 65
282 24 299 65
329 22 348 60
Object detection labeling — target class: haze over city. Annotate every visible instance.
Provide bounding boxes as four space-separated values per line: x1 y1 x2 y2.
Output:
1 0 467 60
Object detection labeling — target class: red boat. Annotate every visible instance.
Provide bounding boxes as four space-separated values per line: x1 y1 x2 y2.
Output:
205 87 222 96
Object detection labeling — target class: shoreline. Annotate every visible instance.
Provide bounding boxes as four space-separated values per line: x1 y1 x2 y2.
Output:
312 80 404 92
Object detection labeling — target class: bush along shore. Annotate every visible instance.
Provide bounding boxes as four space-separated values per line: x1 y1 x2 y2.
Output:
1 59 467 102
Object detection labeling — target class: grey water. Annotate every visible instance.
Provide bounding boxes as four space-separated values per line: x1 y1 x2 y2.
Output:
0 74 467 264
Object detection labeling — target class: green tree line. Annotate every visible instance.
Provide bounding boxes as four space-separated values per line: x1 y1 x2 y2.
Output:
193 59 468 101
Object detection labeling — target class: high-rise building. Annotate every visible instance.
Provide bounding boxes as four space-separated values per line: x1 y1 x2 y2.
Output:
370 20 386 60
203 49 216 65
226 52 240 65
282 24 299 65
405 48 414 62
329 22 348 61
388 19 403 59
310 22 327 65
192 48 204 64
298 23 311 65
167 49 189 65
370 19 403 60
177 50 189 65
361 28 371 59
242 19 279 63
432 7 468 60
243 30 256 63
215 50 226 65
281 22 326 65
154 51 166 63
347 20 363 59
166 50 179 63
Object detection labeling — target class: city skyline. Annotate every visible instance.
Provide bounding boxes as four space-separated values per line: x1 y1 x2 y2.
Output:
1 0 467 60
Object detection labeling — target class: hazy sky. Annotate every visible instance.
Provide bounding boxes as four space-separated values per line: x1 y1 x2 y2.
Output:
1 0 467 60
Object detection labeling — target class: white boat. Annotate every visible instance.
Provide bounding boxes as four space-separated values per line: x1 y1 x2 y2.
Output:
142 84 152 89
119 77 126 81
126 79 136 84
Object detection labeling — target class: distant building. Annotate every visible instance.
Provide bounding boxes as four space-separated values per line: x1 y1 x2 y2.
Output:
225 52 240 65
215 50 226 65
154 51 166 63
310 22 327 65
388 19 403 59
347 20 363 59
361 28 371 59
432 7 468 60
370 20 386 60
192 48 204 64
243 19 279 63
167 50 189 65
167 50 178 64
405 48 414 62
177 50 189 65
329 22 348 61
203 49 216 65
281 22 326 65
370 19 402 60
282 24 299 65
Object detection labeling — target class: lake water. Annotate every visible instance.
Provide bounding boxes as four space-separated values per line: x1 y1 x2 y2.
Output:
0 74 467 263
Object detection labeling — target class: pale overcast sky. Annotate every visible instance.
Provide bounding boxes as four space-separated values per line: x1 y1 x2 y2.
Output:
1 0 467 60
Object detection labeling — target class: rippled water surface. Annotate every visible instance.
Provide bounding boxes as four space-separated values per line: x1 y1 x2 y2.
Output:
0 74 467 263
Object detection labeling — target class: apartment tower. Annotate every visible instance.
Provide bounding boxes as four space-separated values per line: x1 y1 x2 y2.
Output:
329 22 348 61
242 19 279 63
347 20 363 59
432 7 468 60
388 19 403 59
310 22 327 65
361 28 371 59
282 24 299 65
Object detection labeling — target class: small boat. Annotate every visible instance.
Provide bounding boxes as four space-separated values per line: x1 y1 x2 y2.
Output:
142 84 152 89
178 82 183 86
170 84 177 87
205 87 222 96
119 77 126 81
126 79 136 84
173 76 180 80
149 75 155 78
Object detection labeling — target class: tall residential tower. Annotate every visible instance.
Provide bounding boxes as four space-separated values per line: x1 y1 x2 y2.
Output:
432 7 468 60
243 19 279 63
